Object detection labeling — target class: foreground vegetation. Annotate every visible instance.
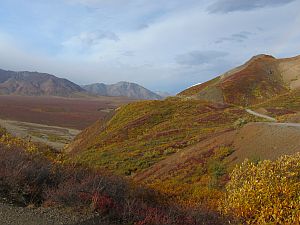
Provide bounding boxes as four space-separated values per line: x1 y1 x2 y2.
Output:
2 116 300 224
68 97 264 211
220 153 300 224
0 127 226 224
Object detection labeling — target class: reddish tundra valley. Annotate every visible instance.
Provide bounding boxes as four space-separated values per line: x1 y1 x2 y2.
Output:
0 95 134 129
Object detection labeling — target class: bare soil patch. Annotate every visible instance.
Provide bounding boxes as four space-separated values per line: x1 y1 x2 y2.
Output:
228 122 300 164
137 121 300 181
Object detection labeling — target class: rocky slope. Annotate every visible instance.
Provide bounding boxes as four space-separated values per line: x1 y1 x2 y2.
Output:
0 69 85 97
82 82 162 100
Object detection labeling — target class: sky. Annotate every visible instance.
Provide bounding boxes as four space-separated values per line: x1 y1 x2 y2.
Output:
0 0 300 94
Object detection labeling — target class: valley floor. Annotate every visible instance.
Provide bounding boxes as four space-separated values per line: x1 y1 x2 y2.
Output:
0 119 80 149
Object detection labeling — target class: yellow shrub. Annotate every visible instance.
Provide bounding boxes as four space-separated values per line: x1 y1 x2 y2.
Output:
220 153 300 224
0 131 38 153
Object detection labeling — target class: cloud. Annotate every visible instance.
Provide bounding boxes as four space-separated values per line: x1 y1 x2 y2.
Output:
62 30 119 50
122 51 135 57
208 0 296 13
215 31 253 44
1 0 300 94
175 51 228 66
66 0 132 6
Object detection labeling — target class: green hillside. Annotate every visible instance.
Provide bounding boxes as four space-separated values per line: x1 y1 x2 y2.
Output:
68 98 260 175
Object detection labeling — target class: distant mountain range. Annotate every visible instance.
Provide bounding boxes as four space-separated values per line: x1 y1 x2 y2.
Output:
0 69 163 100
0 69 84 97
82 82 162 100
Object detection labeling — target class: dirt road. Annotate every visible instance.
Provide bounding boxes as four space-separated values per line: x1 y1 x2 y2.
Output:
246 109 300 127
245 109 277 121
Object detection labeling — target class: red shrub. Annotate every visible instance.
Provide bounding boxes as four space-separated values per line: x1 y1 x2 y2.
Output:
134 207 172 225
91 192 114 212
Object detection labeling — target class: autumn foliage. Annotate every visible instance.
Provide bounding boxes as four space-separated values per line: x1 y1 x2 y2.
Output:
220 153 300 224
0 128 227 224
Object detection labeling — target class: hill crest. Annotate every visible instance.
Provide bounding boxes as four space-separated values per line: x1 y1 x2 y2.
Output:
179 54 300 106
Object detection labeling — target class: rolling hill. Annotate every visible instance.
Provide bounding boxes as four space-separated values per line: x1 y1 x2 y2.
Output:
66 54 300 209
0 69 85 97
82 82 162 100
179 54 300 106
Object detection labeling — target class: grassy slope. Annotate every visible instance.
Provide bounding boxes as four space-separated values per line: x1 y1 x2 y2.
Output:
68 97 264 209
135 131 238 209
68 55 300 209
254 90 300 111
249 90 300 124
70 98 244 173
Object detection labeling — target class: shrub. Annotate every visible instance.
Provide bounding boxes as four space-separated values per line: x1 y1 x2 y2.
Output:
208 161 226 179
0 129 228 224
233 118 247 128
0 145 52 205
0 144 204 224
220 153 300 224
163 148 177 155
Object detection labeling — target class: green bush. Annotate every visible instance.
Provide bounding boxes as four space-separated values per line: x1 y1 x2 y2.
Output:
233 118 247 128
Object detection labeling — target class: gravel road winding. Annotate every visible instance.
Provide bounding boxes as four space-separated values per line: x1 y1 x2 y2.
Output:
245 109 277 122
246 109 300 128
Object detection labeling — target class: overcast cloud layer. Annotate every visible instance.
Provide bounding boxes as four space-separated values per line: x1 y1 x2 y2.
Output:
0 0 299 93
